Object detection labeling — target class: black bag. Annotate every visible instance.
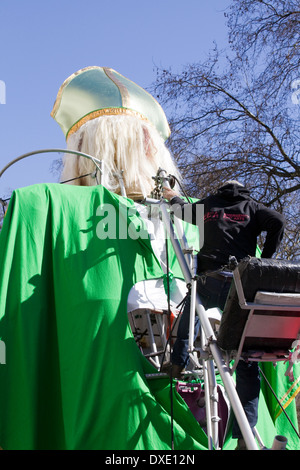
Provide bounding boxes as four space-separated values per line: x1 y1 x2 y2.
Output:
217 257 300 351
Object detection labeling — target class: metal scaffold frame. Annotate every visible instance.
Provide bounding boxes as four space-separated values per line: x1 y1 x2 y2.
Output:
144 169 259 450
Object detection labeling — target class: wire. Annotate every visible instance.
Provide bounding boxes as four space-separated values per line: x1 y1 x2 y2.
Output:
169 174 193 203
60 173 95 184
159 293 188 369
258 365 300 440
164 234 174 450
0 173 97 209
0 148 102 180
0 148 103 205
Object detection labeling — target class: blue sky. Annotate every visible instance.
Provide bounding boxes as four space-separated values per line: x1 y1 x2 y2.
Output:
0 0 230 197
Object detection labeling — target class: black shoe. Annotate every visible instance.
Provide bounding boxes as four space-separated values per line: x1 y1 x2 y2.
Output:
235 438 247 450
169 364 185 379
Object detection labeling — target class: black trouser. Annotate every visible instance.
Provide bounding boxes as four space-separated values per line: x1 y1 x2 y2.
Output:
171 274 260 438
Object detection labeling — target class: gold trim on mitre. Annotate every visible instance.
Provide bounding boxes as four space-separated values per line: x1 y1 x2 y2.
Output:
51 66 171 141
66 107 149 139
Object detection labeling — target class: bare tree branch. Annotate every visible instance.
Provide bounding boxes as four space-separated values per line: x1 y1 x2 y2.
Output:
152 0 300 259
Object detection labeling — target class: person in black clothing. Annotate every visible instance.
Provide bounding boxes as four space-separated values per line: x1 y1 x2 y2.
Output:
163 180 285 449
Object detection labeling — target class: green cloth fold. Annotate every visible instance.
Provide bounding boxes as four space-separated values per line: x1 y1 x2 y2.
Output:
0 183 207 450
0 183 298 450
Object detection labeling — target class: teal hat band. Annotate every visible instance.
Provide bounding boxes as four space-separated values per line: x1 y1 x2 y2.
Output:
51 66 171 141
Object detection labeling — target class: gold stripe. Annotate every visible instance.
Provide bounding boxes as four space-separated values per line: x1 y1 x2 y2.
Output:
103 67 130 107
275 387 300 420
274 375 300 420
279 374 300 405
66 108 150 139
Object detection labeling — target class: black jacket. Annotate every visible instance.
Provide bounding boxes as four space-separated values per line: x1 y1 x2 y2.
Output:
170 183 285 273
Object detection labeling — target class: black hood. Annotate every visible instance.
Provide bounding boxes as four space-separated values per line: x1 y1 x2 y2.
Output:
216 183 251 200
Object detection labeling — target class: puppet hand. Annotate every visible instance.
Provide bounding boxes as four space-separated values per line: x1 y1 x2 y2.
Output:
162 187 177 201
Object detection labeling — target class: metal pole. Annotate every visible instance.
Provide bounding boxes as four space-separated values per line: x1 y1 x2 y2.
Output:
201 329 213 450
0 149 103 180
158 199 258 450
207 358 220 449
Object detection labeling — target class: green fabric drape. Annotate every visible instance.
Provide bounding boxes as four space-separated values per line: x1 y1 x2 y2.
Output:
0 183 299 450
0 183 207 450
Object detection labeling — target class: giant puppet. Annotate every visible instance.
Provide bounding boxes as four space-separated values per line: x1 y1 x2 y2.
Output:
51 66 197 364
0 67 299 451
0 66 210 451
50 67 300 450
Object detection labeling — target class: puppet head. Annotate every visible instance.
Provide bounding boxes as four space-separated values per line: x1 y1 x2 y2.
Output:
51 66 180 199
